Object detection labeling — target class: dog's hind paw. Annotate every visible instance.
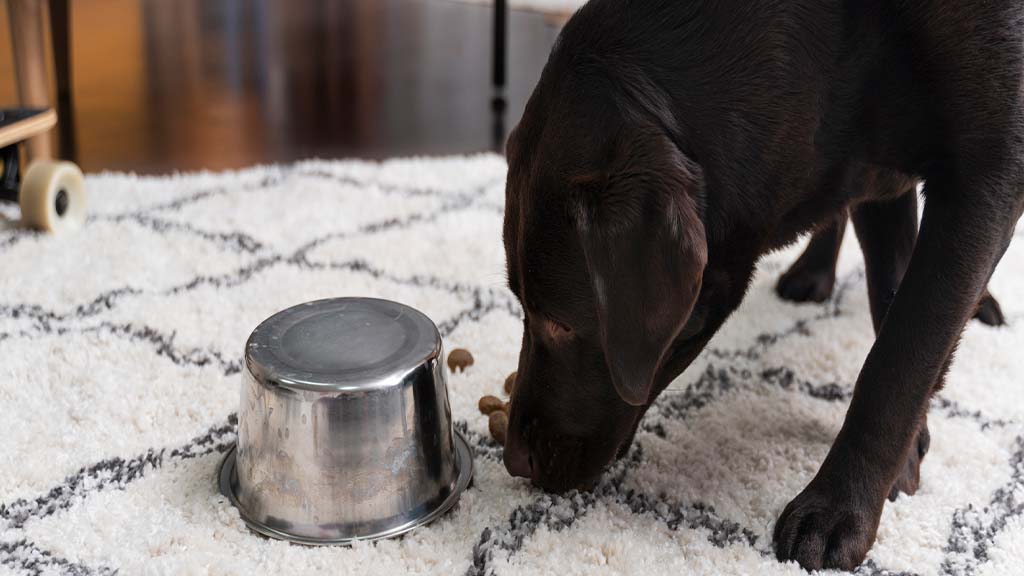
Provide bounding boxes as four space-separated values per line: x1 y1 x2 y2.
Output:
973 289 1006 326
776 263 836 303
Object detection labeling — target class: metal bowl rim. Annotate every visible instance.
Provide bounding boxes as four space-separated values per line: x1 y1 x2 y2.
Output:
217 431 474 546
244 297 443 393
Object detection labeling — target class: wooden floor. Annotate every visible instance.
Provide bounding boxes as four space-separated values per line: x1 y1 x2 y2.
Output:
0 0 560 174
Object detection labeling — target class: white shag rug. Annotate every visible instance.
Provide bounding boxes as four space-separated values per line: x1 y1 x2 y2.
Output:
0 155 1022 576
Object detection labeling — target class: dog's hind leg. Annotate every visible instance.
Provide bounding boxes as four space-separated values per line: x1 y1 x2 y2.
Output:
777 197 1007 326
849 179 927 501
850 178 919 334
776 214 847 303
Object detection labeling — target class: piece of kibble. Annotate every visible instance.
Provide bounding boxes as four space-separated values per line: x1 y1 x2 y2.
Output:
489 411 508 445
503 371 517 396
478 395 505 415
447 348 474 373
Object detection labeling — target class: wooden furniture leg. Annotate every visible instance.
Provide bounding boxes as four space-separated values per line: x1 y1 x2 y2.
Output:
7 0 52 161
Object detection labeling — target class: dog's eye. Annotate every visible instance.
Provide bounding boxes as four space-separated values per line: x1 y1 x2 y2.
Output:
544 318 573 340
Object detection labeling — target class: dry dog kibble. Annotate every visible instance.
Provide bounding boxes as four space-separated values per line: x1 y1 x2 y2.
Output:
447 348 474 373
504 371 517 396
478 395 505 415
489 410 508 445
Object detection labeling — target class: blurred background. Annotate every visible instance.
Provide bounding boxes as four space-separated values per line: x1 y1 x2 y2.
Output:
0 0 568 174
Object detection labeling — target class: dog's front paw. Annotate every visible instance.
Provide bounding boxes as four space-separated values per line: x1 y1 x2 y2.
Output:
773 483 882 571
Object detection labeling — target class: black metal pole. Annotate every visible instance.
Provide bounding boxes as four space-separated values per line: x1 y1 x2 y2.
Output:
493 0 507 90
491 0 509 152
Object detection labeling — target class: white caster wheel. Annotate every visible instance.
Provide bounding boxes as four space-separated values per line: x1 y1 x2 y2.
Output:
20 160 86 234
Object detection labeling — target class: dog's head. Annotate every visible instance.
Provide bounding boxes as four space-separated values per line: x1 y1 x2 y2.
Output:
502 75 712 492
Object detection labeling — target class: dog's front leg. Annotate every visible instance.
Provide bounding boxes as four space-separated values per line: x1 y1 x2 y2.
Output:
772 180 1022 570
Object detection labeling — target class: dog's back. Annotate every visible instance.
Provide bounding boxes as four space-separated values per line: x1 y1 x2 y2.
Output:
528 0 1021 242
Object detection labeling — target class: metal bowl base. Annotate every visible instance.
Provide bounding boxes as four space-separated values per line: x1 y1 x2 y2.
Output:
218 431 474 546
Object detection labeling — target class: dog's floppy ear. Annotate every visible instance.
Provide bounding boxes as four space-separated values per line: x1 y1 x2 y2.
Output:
573 134 707 406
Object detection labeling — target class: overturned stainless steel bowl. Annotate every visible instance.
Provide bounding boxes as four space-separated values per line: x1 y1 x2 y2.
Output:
219 297 473 545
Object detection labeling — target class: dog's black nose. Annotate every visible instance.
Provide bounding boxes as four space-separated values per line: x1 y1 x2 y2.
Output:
503 408 532 478
503 437 532 478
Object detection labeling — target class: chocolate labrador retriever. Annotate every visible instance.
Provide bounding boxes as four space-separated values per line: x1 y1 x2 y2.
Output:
501 0 1023 570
